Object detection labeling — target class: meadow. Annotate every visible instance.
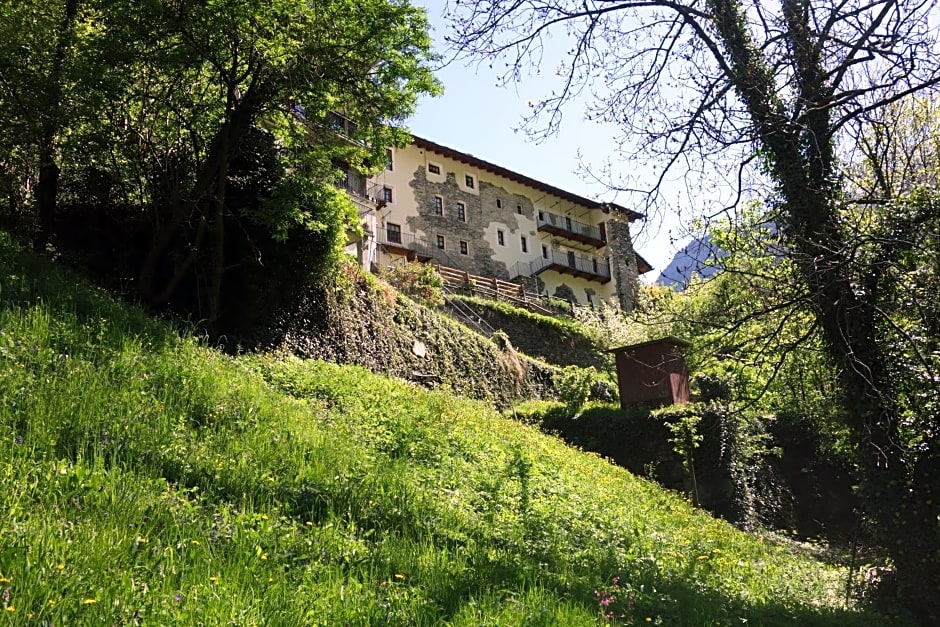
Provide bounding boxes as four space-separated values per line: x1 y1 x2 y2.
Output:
0 233 909 625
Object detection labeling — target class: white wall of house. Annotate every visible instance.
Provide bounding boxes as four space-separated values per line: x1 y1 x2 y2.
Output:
367 141 629 306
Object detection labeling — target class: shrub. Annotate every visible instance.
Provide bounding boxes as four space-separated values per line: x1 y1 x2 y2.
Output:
553 365 596 414
381 261 444 306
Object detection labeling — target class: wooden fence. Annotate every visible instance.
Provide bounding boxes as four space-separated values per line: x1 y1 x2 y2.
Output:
435 265 558 317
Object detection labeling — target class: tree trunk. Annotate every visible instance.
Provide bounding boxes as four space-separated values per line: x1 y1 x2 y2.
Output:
137 73 270 325
707 1 940 620
806 260 940 622
33 156 59 251
33 0 80 252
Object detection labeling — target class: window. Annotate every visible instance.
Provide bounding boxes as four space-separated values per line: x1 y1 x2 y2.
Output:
433 196 443 216
460 240 469 255
436 235 445 250
542 245 548 259
496 198 502 209
516 205 523 215
428 163 441 175
497 230 505 246
521 236 528 253
386 222 401 244
465 174 475 189
456 202 466 222
538 211 544 221
382 186 393 203
385 149 393 171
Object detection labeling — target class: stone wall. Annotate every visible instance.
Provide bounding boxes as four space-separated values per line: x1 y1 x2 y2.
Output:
407 165 536 278
272 271 560 409
452 298 610 370
606 217 640 312
403 161 639 310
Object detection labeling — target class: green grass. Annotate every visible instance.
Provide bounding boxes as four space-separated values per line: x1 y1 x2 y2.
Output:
0 233 911 625
450 294 593 342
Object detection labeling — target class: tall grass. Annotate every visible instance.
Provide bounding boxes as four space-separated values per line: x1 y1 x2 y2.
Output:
0 233 909 625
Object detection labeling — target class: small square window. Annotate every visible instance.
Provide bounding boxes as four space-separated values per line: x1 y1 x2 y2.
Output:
460 240 469 255
428 163 441 175
516 205 523 215
433 196 443 216
497 230 505 246
385 149 393 171
521 236 528 253
538 211 544 221
382 186 393 203
496 198 502 209
456 202 466 222
436 235 445 250
465 174 475 189
542 245 548 259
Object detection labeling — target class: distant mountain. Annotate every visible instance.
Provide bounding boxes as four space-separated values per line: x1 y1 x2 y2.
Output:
655 235 726 289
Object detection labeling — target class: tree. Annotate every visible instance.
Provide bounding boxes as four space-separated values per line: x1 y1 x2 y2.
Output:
0 0 97 247
846 94 940 203
1 0 440 329
446 0 940 619
104 0 439 326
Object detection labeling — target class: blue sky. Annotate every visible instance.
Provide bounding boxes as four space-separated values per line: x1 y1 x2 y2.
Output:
407 0 691 279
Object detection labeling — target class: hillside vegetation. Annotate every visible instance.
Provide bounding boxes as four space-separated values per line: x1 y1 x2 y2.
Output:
0 234 909 625
271 273 558 409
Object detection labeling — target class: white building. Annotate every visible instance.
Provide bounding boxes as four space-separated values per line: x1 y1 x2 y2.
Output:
345 133 650 309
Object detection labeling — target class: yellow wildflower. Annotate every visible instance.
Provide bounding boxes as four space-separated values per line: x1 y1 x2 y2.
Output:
82 598 97 605
5 606 14 612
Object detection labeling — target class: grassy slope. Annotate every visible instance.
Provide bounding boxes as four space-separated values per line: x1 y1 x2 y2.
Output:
0 234 907 626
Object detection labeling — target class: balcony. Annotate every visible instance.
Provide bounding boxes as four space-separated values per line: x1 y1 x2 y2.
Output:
324 111 359 138
337 168 370 198
376 228 442 262
335 166 386 215
537 211 606 248
510 247 611 284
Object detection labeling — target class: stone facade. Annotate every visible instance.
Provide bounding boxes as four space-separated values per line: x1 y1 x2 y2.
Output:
407 166 538 279
371 137 646 309
607 217 640 312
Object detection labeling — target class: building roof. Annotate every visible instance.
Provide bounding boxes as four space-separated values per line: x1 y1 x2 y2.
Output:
634 252 653 275
608 336 692 353
410 134 645 221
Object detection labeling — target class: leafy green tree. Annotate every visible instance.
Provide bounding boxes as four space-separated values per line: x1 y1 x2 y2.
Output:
0 0 93 246
1 0 439 329
105 0 439 325
446 0 940 618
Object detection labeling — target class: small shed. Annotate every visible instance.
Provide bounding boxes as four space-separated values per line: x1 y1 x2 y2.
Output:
610 336 691 409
